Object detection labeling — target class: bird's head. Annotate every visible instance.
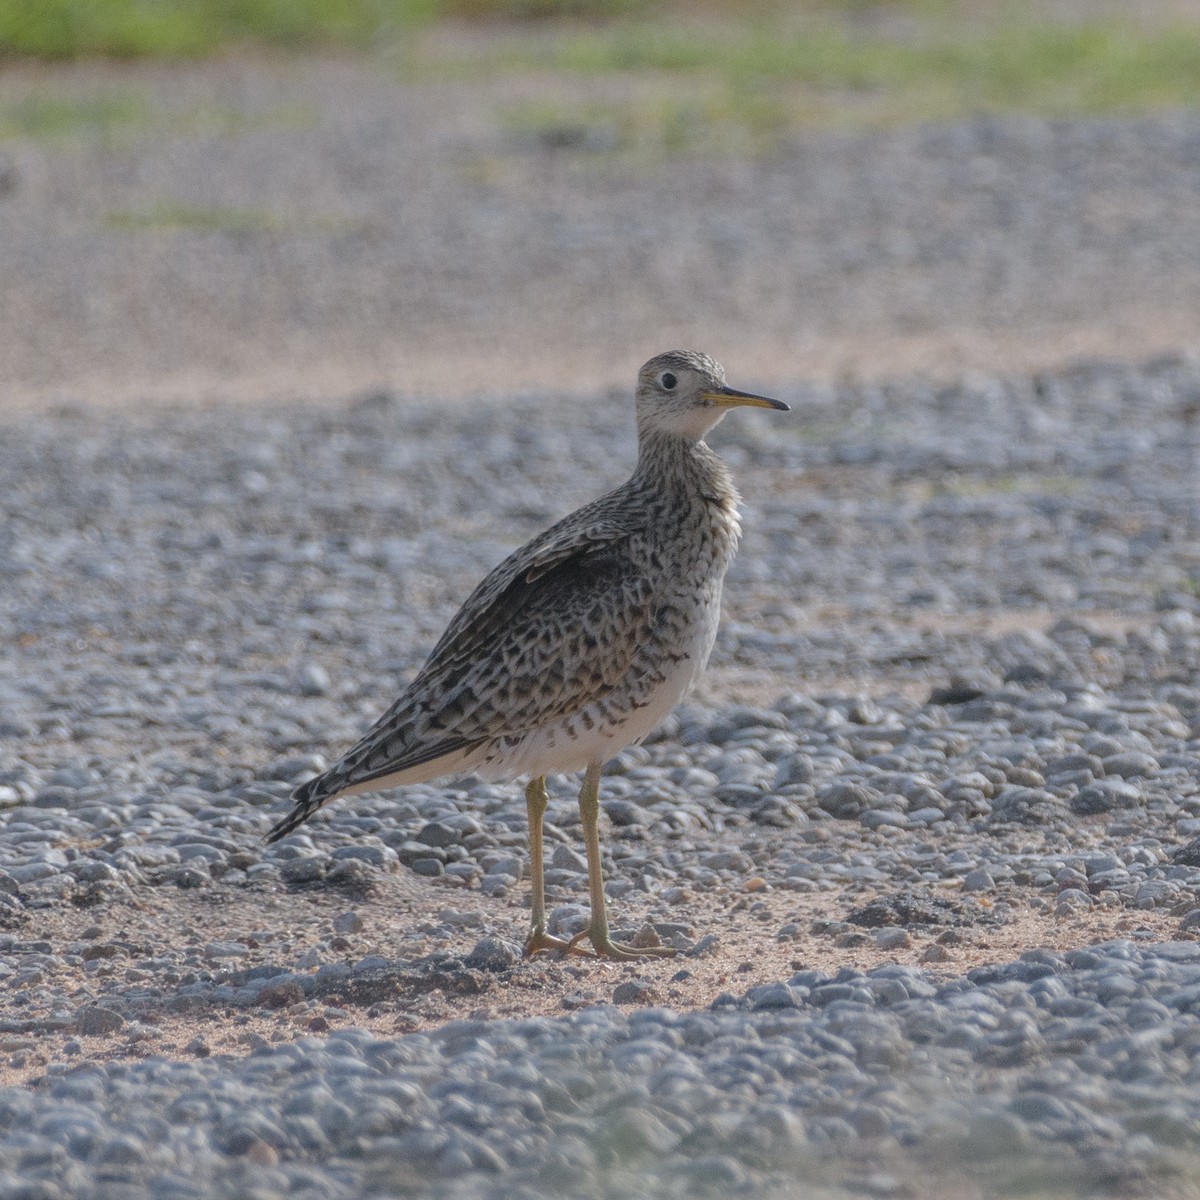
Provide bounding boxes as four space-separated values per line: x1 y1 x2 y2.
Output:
634 350 788 442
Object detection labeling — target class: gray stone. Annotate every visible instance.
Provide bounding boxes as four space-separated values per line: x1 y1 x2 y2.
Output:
76 1006 125 1036
410 858 445 877
1057 888 1093 913
1074 779 1143 813
393 840 447 865
1101 752 1159 778
255 977 306 1009
205 941 250 958
816 781 879 819
416 821 461 848
464 937 520 971
602 799 647 826
280 857 328 884
612 980 656 1005
748 982 801 1009
331 844 396 869
295 661 332 697
549 844 587 872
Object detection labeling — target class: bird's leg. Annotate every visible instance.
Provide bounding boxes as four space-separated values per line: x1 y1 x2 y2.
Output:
567 760 675 961
523 776 575 956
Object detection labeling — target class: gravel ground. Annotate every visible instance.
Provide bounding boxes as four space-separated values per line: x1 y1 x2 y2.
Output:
3 342 1200 1195
6 50 1200 1199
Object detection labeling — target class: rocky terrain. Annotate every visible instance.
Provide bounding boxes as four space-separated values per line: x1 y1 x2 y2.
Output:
1 348 1200 1196
4 52 1200 1200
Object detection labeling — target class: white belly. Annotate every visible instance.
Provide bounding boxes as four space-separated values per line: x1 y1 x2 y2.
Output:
471 587 722 780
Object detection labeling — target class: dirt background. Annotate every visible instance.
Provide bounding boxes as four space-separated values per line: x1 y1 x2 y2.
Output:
4 52 1200 411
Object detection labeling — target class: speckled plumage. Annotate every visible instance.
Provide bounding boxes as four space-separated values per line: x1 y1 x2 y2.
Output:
266 351 788 958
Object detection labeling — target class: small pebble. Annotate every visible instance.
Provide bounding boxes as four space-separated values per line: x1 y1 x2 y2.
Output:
612 980 655 1004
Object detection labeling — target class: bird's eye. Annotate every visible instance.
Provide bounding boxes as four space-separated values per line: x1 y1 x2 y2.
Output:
659 372 677 391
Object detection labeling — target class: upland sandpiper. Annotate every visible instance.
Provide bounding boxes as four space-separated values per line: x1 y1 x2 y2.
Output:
266 351 789 959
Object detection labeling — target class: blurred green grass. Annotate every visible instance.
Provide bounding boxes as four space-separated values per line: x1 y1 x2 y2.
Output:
0 0 431 58
100 201 369 233
513 21 1200 112
487 21 1200 149
2 1 1200 135
0 92 316 142
0 0 650 57
0 92 151 139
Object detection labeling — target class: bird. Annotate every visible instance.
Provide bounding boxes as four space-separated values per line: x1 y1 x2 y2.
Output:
266 351 789 960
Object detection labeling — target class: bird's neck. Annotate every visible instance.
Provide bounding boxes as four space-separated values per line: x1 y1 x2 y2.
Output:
634 429 739 511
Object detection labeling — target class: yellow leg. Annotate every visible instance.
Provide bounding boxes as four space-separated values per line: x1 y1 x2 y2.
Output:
523 776 573 956
566 760 675 961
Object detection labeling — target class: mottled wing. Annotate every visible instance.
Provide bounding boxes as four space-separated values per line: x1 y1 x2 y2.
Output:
418 511 636 671
361 511 651 751
268 505 651 836
406 531 656 738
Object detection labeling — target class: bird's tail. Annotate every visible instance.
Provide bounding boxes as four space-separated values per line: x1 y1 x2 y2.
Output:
264 774 336 844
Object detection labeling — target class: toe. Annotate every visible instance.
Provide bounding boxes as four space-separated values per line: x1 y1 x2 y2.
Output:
525 930 573 956
591 937 676 961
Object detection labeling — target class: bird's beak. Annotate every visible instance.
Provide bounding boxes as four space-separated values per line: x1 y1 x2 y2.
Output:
704 386 790 412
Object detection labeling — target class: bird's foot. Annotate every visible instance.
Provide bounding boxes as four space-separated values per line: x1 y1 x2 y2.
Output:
565 928 676 961
524 928 592 957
